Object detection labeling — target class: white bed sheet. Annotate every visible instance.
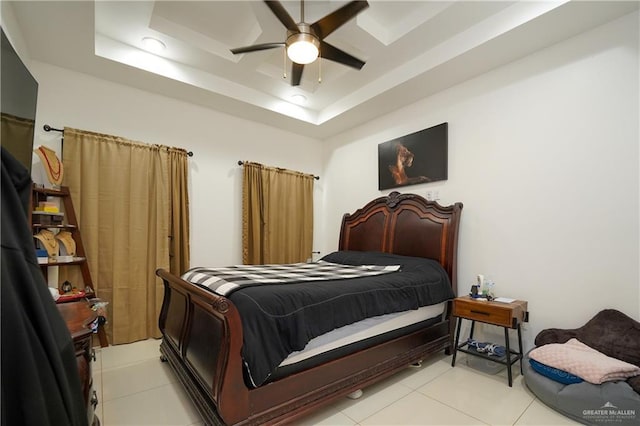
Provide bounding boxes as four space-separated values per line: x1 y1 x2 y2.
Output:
280 302 446 367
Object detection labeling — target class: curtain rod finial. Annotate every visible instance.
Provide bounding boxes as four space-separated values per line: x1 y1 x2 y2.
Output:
43 124 64 133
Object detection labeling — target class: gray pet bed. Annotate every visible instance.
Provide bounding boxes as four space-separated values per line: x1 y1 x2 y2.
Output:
523 309 640 425
523 351 640 425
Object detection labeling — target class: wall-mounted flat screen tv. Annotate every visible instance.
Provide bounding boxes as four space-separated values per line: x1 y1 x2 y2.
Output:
378 122 448 190
1 27 39 173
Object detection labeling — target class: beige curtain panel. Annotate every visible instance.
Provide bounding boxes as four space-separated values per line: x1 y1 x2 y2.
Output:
62 127 189 344
1 113 35 168
168 149 190 275
242 162 314 265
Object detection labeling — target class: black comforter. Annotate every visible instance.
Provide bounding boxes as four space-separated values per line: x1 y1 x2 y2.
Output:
227 251 455 387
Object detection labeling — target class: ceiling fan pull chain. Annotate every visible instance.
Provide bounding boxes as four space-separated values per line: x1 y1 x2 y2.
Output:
283 48 287 79
318 54 322 84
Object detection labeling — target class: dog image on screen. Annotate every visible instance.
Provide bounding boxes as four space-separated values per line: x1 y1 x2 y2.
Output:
378 123 448 190
388 143 430 186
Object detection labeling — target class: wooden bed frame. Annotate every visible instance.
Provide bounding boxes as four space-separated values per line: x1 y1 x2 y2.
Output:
157 191 463 425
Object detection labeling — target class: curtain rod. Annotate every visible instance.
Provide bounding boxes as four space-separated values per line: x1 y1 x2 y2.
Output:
43 124 194 157
237 160 320 180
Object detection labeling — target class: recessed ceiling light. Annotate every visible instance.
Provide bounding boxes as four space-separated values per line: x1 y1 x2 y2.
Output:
142 37 166 53
290 94 307 105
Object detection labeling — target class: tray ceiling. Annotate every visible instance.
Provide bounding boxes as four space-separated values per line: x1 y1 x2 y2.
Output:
8 1 638 138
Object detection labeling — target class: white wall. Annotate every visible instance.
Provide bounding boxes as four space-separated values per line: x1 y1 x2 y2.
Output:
1 1 30 65
28 61 324 267
321 11 640 349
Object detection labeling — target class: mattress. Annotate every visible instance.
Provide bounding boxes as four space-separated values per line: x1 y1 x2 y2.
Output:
259 302 447 386
280 302 446 367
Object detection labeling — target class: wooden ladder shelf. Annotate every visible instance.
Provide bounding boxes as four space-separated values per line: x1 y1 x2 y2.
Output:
31 185 109 347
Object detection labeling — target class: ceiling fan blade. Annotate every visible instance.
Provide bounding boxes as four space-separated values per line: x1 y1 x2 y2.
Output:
311 1 369 39
291 62 304 86
320 41 365 70
264 1 299 33
231 42 285 54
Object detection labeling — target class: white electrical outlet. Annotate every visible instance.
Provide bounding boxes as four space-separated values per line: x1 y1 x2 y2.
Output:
433 190 440 200
425 191 433 201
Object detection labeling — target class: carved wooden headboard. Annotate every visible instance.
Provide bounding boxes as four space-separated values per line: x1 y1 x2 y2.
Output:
339 191 463 293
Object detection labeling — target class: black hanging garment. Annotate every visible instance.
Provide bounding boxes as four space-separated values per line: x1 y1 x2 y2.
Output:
1 147 87 426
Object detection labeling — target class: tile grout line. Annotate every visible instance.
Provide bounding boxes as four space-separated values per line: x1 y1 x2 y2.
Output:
339 360 457 424
416 391 492 425
511 397 537 425
100 355 165 373
99 377 180 403
100 381 181 405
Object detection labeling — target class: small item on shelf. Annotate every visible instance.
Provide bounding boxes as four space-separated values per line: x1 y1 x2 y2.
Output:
482 279 495 299
57 281 86 302
470 284 487 299
35 248 48 264
471 274 496 299
493 297 516 303
36 206 60 213
32 212 64 226
60 280 73 294
56 291 86 302
466 338 506 357
36 201 59 213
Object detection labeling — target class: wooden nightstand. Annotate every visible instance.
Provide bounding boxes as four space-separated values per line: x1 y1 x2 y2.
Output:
451 295 529 386
58 300 100 426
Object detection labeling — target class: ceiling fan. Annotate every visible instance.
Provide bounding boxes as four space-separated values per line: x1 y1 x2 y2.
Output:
231 0 369 86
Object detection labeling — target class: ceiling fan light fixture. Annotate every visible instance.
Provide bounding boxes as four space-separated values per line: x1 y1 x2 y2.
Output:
230 0 369 86
286 32 320 65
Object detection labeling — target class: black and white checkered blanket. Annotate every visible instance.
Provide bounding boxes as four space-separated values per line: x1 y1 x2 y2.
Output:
181 260 401 296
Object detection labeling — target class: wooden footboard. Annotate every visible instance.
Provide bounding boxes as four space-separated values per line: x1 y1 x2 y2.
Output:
157 268 248 424
158 268 453 425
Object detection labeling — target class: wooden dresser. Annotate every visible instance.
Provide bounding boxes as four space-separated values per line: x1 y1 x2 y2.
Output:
57 300 100 426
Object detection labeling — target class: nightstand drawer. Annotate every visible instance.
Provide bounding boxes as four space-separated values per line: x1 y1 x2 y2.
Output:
453 297 527 328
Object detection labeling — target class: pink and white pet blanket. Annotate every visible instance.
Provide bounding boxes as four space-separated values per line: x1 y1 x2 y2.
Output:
530 338 640 384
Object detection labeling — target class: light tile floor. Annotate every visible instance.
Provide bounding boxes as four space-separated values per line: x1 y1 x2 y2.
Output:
94 339 579 425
